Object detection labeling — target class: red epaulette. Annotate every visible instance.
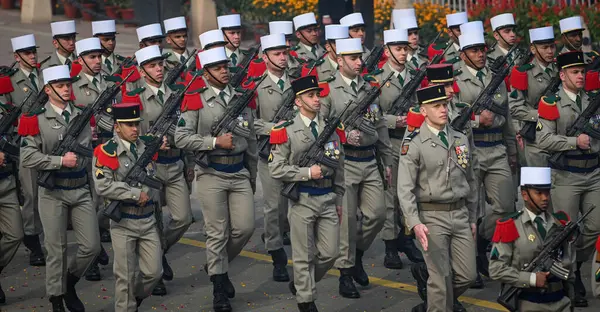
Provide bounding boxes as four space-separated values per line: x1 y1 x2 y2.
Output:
453 81 460 93
336 123 347 144
318 82 330 97
538 95 560 120
269 122 289 144
377 54 387 69
70 61 82 78
553 210 571 226
17 114 40 136
301 63 319 79
427 43 444 61
509 66 528 91
180 90 204 112
122 91 143 111
93 144 119 170
406 107 425 131
289 50 299 58
247 59 267 78
121 64 140 83
0 75 14 94
491 217 519 243
585 70 600 91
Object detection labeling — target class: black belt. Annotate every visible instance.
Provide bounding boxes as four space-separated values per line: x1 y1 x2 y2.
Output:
343 145 375 162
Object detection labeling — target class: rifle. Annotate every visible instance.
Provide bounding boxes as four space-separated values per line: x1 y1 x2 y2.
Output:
450 51 520 131
280 102 352 201
289 52 326 78
547 92 600 170
519 73 561 143
0 61 17 76
489 44 520 74
102 74 199 222
113 56 137 76
362 44 384 73
194 74 266 168
257 88 296 159
0 92 34 162
497 206 595 312
230 43 261 89
164 49 197 86
586 51 600 71
342 72 395 136
37 71 132 190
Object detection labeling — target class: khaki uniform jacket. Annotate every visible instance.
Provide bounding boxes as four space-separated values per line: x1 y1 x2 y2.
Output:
20 102 92 175
320 71 394 167
4 68 43 109
268 113 345 207
313 54 338 81
72 73 107 107
40 51 75 71
509 58 558 124
254 73 293 137
374 62 415 131
441 40 461 70
174 80 258 182
397 124 478 230
406 46 428 72
292 43 326 62
163 48 195 70
489 210 574 288
101 53 124 76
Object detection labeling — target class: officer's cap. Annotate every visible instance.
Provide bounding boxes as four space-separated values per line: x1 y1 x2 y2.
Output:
136 24 164 43
426 64 454 84
325 25 349 41
92 20 118 36
198 47 229 68
559 16 585 34
447 12 468 28
113 102 143 123
218 14 242 30
417 84 447 105
384 29 409 46
51 20 77 38
164 16 187 34
43 65 71 86
529 26 555 45
199 29 227 50
490 13 515 32
292 76 322 96
520 167 551 189
269 21 294 37
11 34 38 52
261 33 288 52
293 13 318 31
135 45 165 66
75 38 103 57
557 51 585 70
340 13 365 29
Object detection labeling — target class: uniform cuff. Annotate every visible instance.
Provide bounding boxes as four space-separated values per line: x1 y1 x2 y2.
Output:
53 156 63 169
130 187 142 202
385 114 398 129
212 137 217 149
518 272 533 288
529 273 536 287
567 137 578 150
307 167 311 180
471 115 480 128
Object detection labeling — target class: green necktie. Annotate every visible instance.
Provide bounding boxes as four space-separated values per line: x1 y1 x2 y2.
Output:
576 94 582 110
219 91 226 103
534 216 546 239
65 58 71 66
438 130 449 147
398 74 405 87
350 81 358 94
277 79 284 91
29 73 38 92
231 52 238 66
544 67 553 78
157 90 164 104
62 110 70 124
311 46 317 57
476 70 485 84
309 120 318 139
180 54 186 64
105 58 113 72
411 57 419 68
92 77 99 89
130 143 138 160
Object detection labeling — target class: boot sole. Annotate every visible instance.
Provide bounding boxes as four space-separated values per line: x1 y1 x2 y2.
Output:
273 275 290 282
340 291 360 299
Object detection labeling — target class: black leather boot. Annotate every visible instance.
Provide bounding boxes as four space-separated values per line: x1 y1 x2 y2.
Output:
269 248 290 282
97 245 109 266
152 279 167 296
574 262 588 307
64 273 85 312
162 254 173 281
84 262 101 281
289 280 297 295
453 298 466 312
353 249 369 286
338 268 360 298
49 295 66 312
23 235 45 266
471 273 484 289
99 228 111 243
211 274 232 312
204 264 235 298
383 239 403 269
397 230 424 263
476 232 490 278
410 262 428 303
283 231 291 245
297 302 319 312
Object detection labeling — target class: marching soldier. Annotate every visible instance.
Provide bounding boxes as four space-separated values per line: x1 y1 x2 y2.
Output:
391 9 428 71
19 65 100 312
508 26 557 167
374 28 423 269
559 16 597 65
292 13 326 62
340 13 371 60
489 167 574 312
428 12 469 70
6 34 45 267
397 84 478 312
137 23 165 49
300 24 348 80
320 38 392 298
123 45 193 296
41 21 77 70
269 75 345 312
536 51 600 307
93 102 164 312
217 14 249 67
486 13 517 64
92 20 124 76
163 16 194 71
454 25 517 286
253 33 292 282
175 47 257 312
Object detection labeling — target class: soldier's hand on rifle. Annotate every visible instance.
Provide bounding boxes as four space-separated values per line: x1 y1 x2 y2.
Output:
396 115 407 128
62 152 78 168
138 191 150 206
479 110 495 127
385 166 392 186
310 164 323 180
160 136 170 151
0 151 5 167
347 130 361 146
216 133 234 149
577 133 591 150
535 271 550 288
413 223 429 251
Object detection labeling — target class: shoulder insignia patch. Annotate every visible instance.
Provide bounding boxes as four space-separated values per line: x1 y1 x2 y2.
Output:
95 168 105 179
453 69 463 77
71 75 81 83
444 56 460 64
538 95 560 120
552 210 571 226
177 118 186 127
490 247 499 260
401 129 419 155
509 89 519 99
126 87 146 96
291 45 300 51
369 68 384 76
321 75 336 83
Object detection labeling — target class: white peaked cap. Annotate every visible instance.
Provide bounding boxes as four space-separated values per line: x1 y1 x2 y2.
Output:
325 25 349 40
198 47 228 67
293 12 317 30
529 26 555 43
447 12 468 28
392 8 416 20
92 20 116 35
261 33 287 51
11 34 37 52
136 23 164 42
340 13 365 28
393 15 419 30
490 13 515 31
43 65 70 85
199 29 226 49
217 14 241 29
135 45 163 65
51 20 76 37
459 31 486 50
520 167 551 187
269 21 294 36
335 38 362 55
460 21 484 35
75 38 102 56
164 16 187 33
384 29 409 45
559 16 584 34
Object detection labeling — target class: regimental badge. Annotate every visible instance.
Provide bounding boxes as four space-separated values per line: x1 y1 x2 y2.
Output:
95 168 104 179
528 234 536 242
454 144 469 168
589 114 600 130
364 103 380 123
237 113 249 128
23 87 29 93
536 121 543 131
268 152 274 162
324 141 340 160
